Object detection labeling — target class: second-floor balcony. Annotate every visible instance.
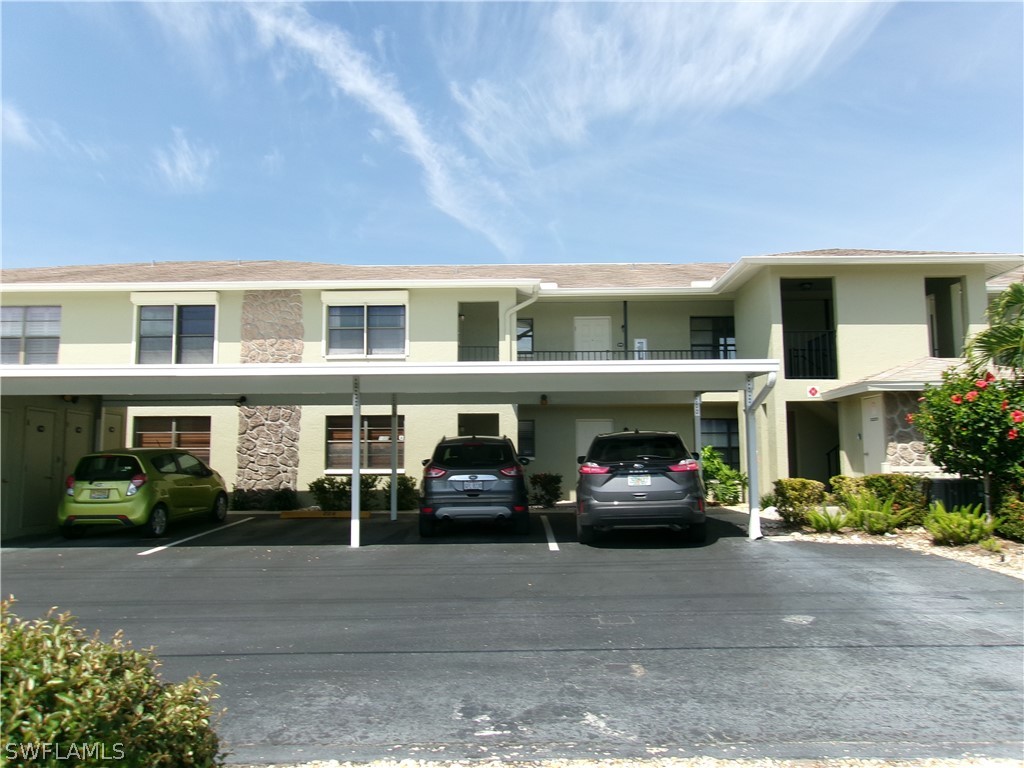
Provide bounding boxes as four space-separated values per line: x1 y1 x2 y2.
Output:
457 346 738 362
783 330 837 379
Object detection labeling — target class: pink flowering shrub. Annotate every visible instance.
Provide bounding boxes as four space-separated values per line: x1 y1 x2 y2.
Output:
910 368 1024 503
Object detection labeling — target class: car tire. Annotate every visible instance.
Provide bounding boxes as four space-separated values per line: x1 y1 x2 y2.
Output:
145 505 169 538
211 492 229 523
513 511 530 535
418 515 436 538
685 521 707 544
577 520 596 545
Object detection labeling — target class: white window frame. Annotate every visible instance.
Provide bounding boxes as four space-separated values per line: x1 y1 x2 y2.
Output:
0 305 62 365
321 291 409 360
130 292 219 365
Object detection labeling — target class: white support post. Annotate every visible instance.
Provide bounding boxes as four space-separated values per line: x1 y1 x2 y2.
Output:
744 371 777 540
390 394 399 522
351 377 362 548
692 393 703 459
745 376 762 540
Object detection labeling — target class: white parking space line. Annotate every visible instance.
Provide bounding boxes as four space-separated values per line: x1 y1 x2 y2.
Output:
137 517 254 556
541 514 559 551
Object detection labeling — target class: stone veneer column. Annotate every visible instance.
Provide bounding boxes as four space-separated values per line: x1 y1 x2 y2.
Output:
884 391 932 469
235 290 304 491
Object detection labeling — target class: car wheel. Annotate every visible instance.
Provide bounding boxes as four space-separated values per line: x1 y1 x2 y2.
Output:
145 505 169 538
418 515 436 538
210 492 228 523
685 521 707 544
513 511 530 535
577 519 596 545
60 526 82 540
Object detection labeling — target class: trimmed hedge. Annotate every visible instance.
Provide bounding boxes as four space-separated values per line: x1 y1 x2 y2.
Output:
772 478 826 525
1 599 222 767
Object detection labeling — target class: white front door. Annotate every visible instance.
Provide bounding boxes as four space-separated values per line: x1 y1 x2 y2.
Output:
574 316 612 360
862 395 884 474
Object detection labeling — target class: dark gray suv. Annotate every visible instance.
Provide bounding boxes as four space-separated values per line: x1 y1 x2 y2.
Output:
576 430 706 545
419 436 531 537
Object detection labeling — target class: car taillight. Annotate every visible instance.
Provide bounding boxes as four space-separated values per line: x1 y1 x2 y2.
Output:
126 473 147 496
579 463 611 475
424 466 447 479
667 460 701 473
499 466 523 477
65 475 75 496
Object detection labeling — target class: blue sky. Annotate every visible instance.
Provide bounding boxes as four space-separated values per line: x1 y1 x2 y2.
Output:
2 2 1021 269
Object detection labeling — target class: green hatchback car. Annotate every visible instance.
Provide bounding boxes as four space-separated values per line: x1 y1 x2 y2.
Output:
58 449 228 538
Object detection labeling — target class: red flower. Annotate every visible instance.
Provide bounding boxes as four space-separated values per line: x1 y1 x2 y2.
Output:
986 371 996 382
951 394 963 404
1009 428 1019 441
975 379 988 389
1012 410 1024 424
965 390 979 402
905 413 915 424
1003 400 1010 410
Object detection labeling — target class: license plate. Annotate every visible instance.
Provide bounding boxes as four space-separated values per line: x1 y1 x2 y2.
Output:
463 481 483 491
89 489 110 499
627 475 651 487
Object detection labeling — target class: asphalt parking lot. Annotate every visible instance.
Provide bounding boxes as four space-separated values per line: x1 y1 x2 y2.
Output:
2 509 1022 766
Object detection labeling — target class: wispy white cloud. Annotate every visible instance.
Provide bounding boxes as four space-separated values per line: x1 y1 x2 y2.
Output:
446 3 888 168
2 102 40 149
245 4 522 259
153 127 216 193
2 101 108 163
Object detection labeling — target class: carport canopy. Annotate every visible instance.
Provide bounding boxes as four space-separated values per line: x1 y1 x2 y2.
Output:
2 359 779 544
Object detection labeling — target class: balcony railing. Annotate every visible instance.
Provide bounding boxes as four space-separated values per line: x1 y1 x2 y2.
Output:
784 330 837 379
518 349 734 362
458 346 500 362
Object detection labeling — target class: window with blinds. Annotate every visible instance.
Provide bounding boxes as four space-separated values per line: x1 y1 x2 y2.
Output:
133 416 212 463
326 415 405 471
1 306 61 364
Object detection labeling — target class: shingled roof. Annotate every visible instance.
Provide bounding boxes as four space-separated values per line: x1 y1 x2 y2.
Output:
0 260 733 290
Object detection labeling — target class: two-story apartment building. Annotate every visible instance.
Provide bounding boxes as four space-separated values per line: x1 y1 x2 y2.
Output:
1 249 1020 540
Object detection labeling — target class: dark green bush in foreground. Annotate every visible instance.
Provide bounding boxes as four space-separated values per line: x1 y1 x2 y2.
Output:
772 477 826 525
1 599 222 767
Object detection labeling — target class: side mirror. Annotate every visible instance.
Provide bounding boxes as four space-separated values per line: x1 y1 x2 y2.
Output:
577 455 585 464
421 458 430 466
519 457 531 466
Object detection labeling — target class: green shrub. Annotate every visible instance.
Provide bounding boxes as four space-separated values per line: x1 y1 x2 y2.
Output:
1 599 222 767
828 475 865 504
842 491 912 534
700 446 747 505
806 507 851 533
308 475 351 510
772 478 826 526
384 475 420 510
995 493 1024 542
529 473 563 507
862 474 929 525
925 501 1001 546
356 474 386 511
759 491 778 509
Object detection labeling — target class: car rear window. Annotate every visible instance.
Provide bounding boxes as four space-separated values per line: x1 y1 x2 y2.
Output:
433 442 515 468
74 455 143 482
588 435 686 462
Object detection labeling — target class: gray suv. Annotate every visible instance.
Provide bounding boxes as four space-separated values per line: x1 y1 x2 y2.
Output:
419 436 531 537
576 430 706 545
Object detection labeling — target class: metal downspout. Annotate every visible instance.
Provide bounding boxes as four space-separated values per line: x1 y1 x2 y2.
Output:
745 371 777 540
504 286 540 360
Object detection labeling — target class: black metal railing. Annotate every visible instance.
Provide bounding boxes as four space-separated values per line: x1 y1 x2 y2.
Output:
458 346 500 362
517 349 730 362
783 330 837 379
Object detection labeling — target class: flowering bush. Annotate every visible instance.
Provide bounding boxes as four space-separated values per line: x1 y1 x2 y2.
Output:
910 368 1024 505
